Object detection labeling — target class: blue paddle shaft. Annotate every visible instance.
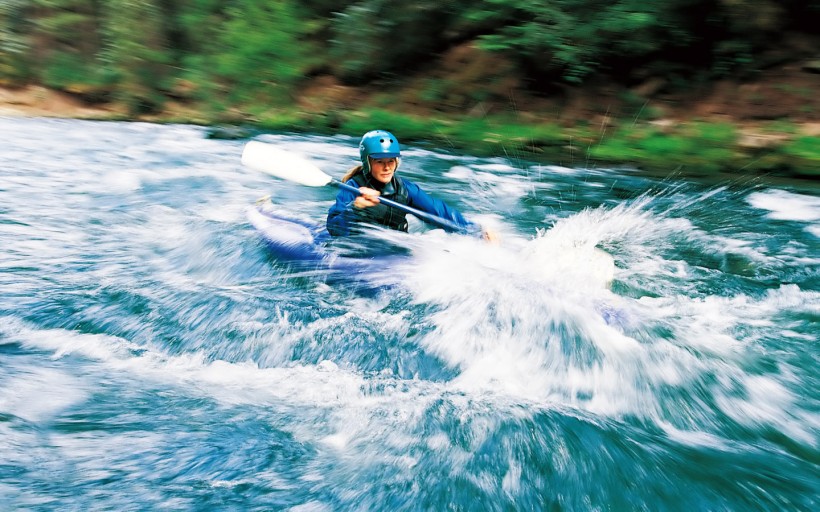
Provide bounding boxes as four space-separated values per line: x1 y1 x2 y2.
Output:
331 179 469 234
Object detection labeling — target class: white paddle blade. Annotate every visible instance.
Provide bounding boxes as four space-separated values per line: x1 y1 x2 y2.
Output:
241 141 332 187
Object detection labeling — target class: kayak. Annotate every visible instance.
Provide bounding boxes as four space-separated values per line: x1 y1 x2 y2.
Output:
246 196 409 279
248 197 627 325
248 196 617 286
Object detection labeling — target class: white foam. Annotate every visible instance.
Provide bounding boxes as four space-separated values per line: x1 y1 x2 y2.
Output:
287 502 333 512
716 374 816 446
0 367 88 423
97 169 143 193
387 226 635 409
532 164 579 175
747 189 820 223
4 317 376 413
443 165 474 179
657 421 731 449
472 162 519 173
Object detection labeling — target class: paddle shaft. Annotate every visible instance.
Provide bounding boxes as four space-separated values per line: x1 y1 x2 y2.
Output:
331 179 470 234
241 141 472 235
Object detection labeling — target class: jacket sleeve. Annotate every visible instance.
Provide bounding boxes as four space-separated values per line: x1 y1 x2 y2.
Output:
402 178 481 234
326 180 360 237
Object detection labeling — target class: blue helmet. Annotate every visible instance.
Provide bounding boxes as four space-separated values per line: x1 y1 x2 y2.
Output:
359 130 401 171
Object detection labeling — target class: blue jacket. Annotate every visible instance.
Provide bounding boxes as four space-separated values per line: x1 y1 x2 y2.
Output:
326 174 478 237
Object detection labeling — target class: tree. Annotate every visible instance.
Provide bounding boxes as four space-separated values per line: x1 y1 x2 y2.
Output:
0 0 33 83
32 0 108 93
206 0 310 105
99 0 172 113
328 0 464 84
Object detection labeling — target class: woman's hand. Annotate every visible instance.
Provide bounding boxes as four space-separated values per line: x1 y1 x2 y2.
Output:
353 187 381 209
482 228 500 244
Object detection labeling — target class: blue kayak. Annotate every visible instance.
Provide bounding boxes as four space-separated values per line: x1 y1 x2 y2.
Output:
247 196 409 279
248 197 629 326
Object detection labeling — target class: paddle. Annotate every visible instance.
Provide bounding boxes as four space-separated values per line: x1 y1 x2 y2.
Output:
241 141 471 234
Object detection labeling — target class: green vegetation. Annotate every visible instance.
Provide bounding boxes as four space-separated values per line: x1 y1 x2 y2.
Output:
590 122 738 174
781 136 820 176
1 0 818 177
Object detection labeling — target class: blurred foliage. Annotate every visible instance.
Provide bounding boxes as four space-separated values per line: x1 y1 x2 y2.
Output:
1 0 817 99
327 0 459 84
0 0 817 175
208 0 309 105
467 1 674 84
782 136 820 162
101 0 172 113
0 0 32 83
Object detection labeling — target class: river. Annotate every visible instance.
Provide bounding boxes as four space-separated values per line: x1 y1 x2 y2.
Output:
1 117 817 511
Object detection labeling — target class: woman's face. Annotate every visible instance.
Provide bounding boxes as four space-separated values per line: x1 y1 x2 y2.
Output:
369 157 398 184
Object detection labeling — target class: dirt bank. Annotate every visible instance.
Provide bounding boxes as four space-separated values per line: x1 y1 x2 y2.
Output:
0 85 121 119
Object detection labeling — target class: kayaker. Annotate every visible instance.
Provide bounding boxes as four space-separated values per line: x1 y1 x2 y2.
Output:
327 130 496 241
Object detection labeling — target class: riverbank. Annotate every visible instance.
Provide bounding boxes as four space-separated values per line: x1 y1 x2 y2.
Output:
2 74 819 180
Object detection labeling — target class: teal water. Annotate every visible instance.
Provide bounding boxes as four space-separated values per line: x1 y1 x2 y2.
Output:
0 117 817 511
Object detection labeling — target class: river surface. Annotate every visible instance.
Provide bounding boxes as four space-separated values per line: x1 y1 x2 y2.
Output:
0 117 817 511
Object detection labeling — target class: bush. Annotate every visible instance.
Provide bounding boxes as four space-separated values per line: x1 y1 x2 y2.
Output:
208 0 311 105
328 0 461 84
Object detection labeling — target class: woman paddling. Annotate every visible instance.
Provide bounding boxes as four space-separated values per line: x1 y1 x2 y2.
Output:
327 130 496 241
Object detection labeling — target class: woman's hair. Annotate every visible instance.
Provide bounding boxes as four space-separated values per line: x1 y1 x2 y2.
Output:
341 164 364 183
